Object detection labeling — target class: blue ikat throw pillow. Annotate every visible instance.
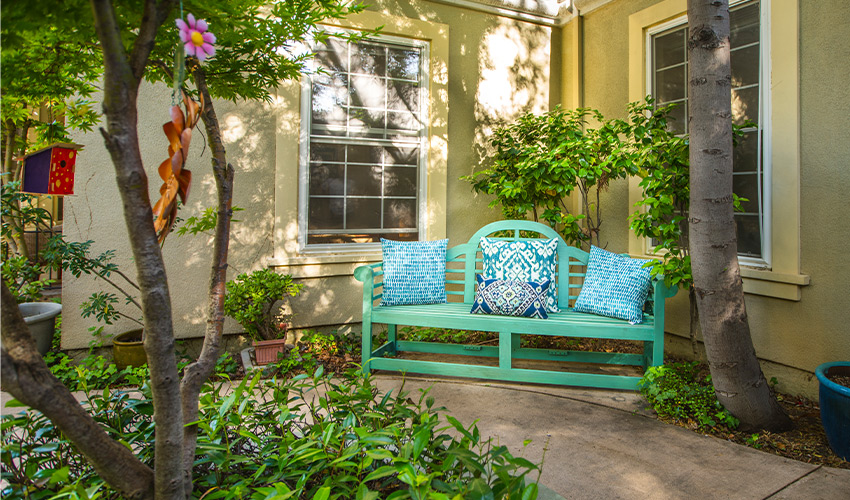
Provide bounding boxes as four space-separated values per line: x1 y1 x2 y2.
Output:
380 239 448 306
573 246 653 324
470 275 550 319
480 237 560 313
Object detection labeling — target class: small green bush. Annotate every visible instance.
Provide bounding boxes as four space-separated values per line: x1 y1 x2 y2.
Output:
2 369 541 499
224 269 303 341
639 362 740 430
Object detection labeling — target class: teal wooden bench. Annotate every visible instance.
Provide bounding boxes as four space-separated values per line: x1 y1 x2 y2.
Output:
353 220 677 391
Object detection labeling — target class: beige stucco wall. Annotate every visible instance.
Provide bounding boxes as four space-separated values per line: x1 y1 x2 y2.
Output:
62 0 557 348
568 0 850 397
63 83 277 348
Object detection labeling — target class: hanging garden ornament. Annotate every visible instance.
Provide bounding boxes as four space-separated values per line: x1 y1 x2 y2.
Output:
152 91 205 244
176 13 216 62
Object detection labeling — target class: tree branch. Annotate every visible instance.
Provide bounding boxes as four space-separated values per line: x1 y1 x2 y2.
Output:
179 67 234 496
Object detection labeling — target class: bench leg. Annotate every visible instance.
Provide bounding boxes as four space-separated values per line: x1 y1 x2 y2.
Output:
387 324 397 356
362 316 372 374
644 338 664 368
499 331 513 370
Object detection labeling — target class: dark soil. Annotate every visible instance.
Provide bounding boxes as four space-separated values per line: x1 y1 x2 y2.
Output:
826 373 850 389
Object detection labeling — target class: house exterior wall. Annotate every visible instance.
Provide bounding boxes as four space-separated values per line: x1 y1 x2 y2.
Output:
566 0 850 397
62 0 556 349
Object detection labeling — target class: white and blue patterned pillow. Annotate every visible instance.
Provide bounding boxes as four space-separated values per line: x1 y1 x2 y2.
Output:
380 239 448 306
480 237 560 313
573 246 653 324
470 275 550 319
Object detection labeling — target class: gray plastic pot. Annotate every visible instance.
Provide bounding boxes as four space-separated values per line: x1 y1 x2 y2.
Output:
19 302 62 355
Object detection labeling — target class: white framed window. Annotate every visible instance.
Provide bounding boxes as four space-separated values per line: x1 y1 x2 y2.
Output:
298 32 430 252
646 0 770 265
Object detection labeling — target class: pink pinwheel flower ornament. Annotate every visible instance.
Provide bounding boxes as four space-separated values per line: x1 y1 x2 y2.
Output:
176 14 216 62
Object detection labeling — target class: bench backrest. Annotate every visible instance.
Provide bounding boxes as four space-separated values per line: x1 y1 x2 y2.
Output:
446 220 589 309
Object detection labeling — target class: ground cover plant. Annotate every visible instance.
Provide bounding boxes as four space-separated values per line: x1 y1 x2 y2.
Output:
639 359 849 470
1 368 542 499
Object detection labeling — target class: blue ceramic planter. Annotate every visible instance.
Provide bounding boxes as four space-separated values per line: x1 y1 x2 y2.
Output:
816 361 850 461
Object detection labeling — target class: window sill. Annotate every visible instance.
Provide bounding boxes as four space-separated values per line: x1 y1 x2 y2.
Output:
740 267 811 301
267 252 382 279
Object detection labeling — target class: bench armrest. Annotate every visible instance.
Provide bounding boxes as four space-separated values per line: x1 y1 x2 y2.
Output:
354 263 382 283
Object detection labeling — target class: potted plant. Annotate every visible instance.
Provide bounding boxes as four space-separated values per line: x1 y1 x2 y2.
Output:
815 361 850 461
223 269 302 365
18 302 62 355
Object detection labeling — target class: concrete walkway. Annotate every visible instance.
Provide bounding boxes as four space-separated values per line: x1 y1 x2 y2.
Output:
372 374 850 500
3 375 848 499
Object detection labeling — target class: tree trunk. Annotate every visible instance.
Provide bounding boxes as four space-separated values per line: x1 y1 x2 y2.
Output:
90 0 188 497
1 282 155 499
686 0 792 431
178 67 235 496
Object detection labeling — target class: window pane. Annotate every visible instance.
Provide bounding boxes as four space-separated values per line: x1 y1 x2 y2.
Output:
384 166 418 196
347 165 382 196
346 198 381 229
731 2 760 47
731 86 759 126
314 39 348 73
351 43 386 75
309 164 344 196
347 145 382 164
733 130 759 174
348 107 385 132
666 102 687 134
384 199 417 229
654 30 685 69
733 173 760 213
311 77 348 127
735 214 762 257
350 75 385 109
388 48 420 80
387 111 419 131
655 66 686 103
384 146 419 165
309 198 344 230
731 44 759 88
388 81 419 112
311 143 345 163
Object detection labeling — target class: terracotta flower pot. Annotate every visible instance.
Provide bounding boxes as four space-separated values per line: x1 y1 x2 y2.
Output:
113 329 147 369
816 361 850 461
253 338 288 365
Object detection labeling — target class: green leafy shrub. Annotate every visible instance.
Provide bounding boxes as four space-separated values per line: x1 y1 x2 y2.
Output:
2 369 541 499
465 105 640 249
639 362 740 430
224 269 303 341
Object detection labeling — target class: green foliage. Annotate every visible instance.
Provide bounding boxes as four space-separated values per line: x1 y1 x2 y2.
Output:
1 180 55 237
628 98 751 290
44 351 150 392
2 370 541 499
176 206 244 236
1 255 55 303
144 0 374 102
625 99 692 288
1 0 101 150
465 105 639 248
224 269 303 341
639 362 740 431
